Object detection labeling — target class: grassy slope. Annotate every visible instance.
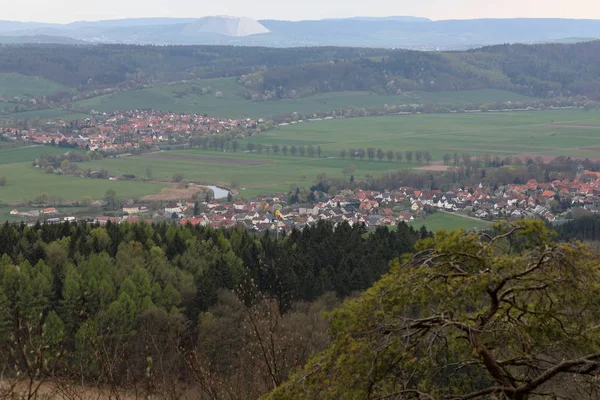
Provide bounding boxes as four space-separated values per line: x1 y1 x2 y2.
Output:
0 73 67 98
409 212 491 232
0 146 79 165
247 109 600 159
0 163 166 204
3 109 89 121
73 78 534 118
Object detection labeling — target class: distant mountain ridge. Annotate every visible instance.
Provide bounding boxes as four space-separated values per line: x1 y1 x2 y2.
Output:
0 34 85 44
324 16 431 22
1 16 599 49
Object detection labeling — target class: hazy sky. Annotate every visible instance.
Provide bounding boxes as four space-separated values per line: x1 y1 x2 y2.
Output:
4 0 600 23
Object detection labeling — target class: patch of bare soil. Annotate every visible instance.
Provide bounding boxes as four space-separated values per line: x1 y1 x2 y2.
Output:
566 147 600 153
142 183 207 201
442 148 600 163
415 165 452 171
0 380 129 400
143 153 268 166
517 153 600 163
1 379 200 400
548 124 600 129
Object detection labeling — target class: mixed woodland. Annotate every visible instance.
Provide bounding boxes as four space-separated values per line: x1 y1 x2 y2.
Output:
0 219 422 399
2 218 600 399
1 41 600 102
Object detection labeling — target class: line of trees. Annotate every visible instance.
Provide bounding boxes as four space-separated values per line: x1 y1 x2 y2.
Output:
246 143 323 158
340 148 432 163
441 152 547 168
239 142 435 164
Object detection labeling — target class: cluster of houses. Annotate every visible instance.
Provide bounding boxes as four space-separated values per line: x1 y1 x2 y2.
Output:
9 207 59 218
1 110 261 152
85 172 600 230
8 165 600 230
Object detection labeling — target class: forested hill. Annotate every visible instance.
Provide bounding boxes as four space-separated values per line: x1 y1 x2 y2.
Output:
258 41 600 98
0 45 387 89
1 41 599 99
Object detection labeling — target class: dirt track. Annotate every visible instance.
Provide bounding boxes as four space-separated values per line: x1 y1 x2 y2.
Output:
143 152 268 166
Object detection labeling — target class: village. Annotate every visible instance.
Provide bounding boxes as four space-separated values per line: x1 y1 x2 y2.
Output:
172 170 600 230
3 109 600 231
9 166 600 231
1 110 262 151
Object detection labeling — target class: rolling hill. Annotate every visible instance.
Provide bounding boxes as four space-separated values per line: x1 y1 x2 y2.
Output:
0 41 599 121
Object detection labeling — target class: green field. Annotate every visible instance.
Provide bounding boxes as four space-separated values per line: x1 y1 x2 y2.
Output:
83 149 408 198
3 108 600 205
73 109 600 198
0 101 11 112
409 212 491 232
2 109 89 121
73 78 534 118
0 147 167 204
0 207 25 222
0 73 66 98
0 146 80 165
247 109 600 160
0 162 167 204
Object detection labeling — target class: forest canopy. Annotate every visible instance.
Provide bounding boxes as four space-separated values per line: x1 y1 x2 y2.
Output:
265 220 600 400
1 41 600 99
0 220 422 399
2 219 600 398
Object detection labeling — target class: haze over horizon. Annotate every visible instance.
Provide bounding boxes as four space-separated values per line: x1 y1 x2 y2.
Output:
3 0 600 24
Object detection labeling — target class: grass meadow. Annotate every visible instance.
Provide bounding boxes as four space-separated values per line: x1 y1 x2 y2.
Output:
0 162 166 204
0 101 12 112
83 150 409 199
78 109 600 198
3 109 89 121
0 147 166 204
408 212 492 232
0 146 81 165
246 109 600 160
73 77 534 118
2 109 599 204
0 73 66 98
